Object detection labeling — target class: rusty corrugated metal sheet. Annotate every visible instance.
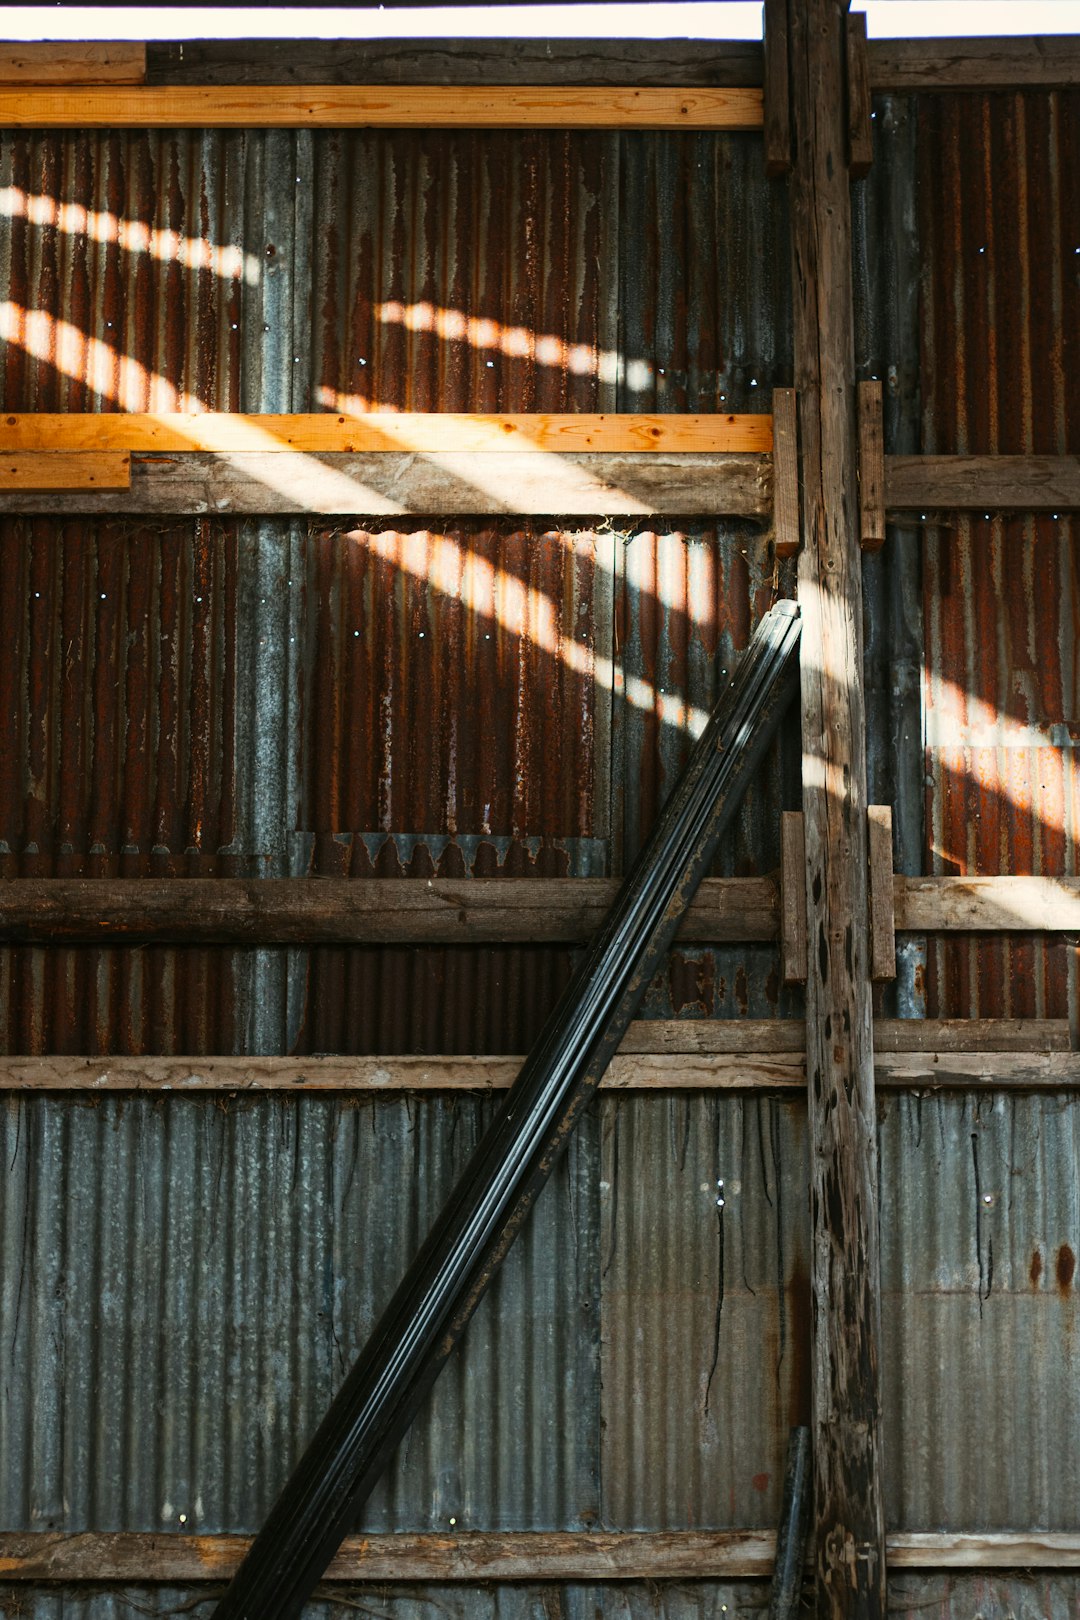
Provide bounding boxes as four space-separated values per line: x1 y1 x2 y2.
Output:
919 90 1080 1022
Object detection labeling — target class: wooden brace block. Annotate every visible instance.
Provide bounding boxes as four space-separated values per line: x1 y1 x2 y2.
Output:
780 811 808 984
868 805 897 981
858 380 886 549
846 10 874 176
0 412 774 456
772 389 800 557
0 452 131 491
763 0 792 176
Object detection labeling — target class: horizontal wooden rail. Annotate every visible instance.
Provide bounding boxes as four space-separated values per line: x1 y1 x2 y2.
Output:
5 1040 1075 1094
870 35 1080 91
0 412 773 455
1 1529 1078 1582
0 451 130 491
0 84 764 129
886 455 1080 513
0 450 771 519
0 43 146 85
139 36 1080 93
1 876 1078 947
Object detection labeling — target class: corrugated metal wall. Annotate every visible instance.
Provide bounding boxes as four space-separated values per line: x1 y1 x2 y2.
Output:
0 85 1078 1620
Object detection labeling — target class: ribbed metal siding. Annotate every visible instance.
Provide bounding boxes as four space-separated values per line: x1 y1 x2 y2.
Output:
880 1090 1080 1530
600 1095 809 1529
918 89 1080 1023
0 1092 598 1534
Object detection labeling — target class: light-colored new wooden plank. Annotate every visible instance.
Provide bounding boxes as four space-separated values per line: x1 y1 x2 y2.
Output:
0 412 774 455
845 10 873 176
0 452 130 492
2 1529 1078 1582
0 450 772 519
858 380 886 548
780 810 808 983
867 805 896 980
896 875 1080 933
885 454 1080 512
771 388 800 556
0 85 764 130
0 43 146 85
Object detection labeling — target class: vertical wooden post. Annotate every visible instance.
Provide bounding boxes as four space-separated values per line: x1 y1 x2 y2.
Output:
787 3 886 1619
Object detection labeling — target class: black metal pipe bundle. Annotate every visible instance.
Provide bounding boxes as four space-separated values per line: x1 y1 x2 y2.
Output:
213 598 802 1620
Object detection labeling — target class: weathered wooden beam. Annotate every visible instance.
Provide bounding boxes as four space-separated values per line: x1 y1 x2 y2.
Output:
0 1020 1068 1094
780 811 809 984
895 876 1080 933
0 412 773 455
885 454 1080 512
9 1049 1079 1093
788 0 885 1613
0 42 146 85
0 450 772 519
0 85 764 129
2 876 1077 946
147 39 766 89
2 1529 1079 1583
869 36 1080 91
763 0 792 176
858 382 886 549
845 11 873 177
771 389 801 556
0 451 130 492
0 876 778 947
867 807 896 982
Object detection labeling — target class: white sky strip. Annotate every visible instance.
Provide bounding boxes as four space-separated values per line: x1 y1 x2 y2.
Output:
5 2 1080 41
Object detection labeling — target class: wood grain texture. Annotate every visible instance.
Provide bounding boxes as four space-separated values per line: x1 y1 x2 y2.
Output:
858 381 885 548
895 875 1080 932
0 451 130 491
0 876 779 946
845 10 873 177
0 85 764 129
780 811 808 983
2 1529 1079 1582
0 412 773 455
771 388 801 556
763 0 792 175
885 454 1080 511
867 806 896 981
0 450 772 519
0 43 146 85
1 876 1074 945
5 1042 1076 1095
788 0 885 1613
869 36 1080 90
147 39 767 89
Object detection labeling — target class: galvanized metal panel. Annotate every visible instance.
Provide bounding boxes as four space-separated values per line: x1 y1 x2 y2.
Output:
4 1577 1080 1620
599 1095 810 1529
0 1092 598 1534
918 90 1080 1023
880 1090 1080 1531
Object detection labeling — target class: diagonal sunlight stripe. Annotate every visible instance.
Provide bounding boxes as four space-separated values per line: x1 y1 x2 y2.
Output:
0 187 261 287
354 526 710 736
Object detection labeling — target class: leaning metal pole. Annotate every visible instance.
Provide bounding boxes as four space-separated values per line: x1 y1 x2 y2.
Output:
213 599 803 1620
